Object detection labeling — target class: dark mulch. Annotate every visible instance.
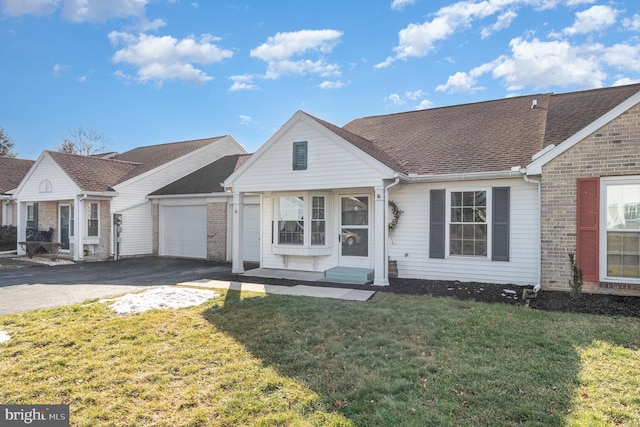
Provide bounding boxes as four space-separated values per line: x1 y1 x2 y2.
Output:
232 273 640 318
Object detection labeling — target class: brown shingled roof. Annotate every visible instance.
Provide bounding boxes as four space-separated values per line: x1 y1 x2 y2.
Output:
0 157 34 194
112 136 226 182
150 154 250 196
46 136 228 192
48 151 139 192
343 93 550 175
341 84 640 175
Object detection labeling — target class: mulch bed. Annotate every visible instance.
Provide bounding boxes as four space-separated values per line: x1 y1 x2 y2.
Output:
232 273 640 318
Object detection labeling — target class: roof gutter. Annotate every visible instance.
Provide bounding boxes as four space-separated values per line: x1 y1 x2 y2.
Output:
79 191 118 199
400 169 525 183
147 193 231 200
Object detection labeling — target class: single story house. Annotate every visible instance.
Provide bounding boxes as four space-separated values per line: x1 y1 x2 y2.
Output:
0 157 35 226
148 153 260 262
224 83 640 296
13 136 246 261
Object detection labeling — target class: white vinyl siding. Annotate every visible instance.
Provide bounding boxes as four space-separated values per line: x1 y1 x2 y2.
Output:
387 178 538 286
113 137 245 257
231 120 394 193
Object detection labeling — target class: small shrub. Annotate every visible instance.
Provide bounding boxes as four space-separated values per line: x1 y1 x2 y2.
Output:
0 225 17 251
568 252 583 299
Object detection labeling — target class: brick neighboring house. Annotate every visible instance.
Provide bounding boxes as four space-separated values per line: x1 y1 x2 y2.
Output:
13 136 247 261
0 157 35 227
225 83 640 295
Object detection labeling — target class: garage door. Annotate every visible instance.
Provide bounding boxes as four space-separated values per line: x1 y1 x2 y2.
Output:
242 204 260 262
161 205 207 259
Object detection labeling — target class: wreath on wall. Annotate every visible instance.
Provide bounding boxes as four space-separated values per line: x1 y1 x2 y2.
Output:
388 201 403 230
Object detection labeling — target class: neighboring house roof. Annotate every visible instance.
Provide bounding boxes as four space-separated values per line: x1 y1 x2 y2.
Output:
47 151 139 192
47 136 230 193
341 83 640 176
150 154 251 196
112 136 226 182
0 157 35 194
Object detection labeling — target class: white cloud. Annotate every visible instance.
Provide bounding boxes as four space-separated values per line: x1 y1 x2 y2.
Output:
386 93 405 105
52 63 69 77
318 80 344 89
376 0 514 68
390 0 416 11
77 75 86 82
415 99 434 109
109 32 233 85
562 5 618 36
601 43 640 72
436 62 492 93
239 115 253 125
491 37 606 90
404 89 425 100
229 74 259 91
1 0 149 22
613 77 640 86
250 29 342 79
1 0 60 16
481 10 517 38
623 14 640 32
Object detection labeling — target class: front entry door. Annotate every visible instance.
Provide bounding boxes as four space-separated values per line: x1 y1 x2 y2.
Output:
59 205 70 250
339 195 370 267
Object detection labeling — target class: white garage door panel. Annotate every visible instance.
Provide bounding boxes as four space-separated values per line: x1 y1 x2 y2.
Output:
162 205 207 259
242 204 260 262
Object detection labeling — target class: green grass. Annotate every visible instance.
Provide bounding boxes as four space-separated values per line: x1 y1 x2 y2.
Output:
1 289 639 426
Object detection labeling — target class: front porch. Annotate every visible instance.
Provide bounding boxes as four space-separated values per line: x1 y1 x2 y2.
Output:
241 266 375 285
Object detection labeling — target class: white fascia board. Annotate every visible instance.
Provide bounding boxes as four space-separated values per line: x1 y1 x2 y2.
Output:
403 169 525 183
114 136 245 190
527 90 640 175
14 151 82 199
225 110 397 189
225 111 306 188
148 193 231 200
79 191 118 199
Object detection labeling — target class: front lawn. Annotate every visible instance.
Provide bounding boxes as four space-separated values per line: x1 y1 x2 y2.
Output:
1 289 639 426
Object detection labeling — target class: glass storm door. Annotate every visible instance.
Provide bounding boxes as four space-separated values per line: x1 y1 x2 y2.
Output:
60 205 70 250
339 196 369 264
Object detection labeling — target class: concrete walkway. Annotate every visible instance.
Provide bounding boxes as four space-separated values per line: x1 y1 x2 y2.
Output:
178 279 376 302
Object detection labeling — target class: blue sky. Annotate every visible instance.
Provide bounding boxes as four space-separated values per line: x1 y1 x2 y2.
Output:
1 0 639 159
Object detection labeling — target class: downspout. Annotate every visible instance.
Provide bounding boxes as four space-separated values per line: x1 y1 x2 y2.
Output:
383 177 400 282
523 172 542 292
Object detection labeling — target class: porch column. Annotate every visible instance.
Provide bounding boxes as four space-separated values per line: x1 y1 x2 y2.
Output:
373 185 389 286
231 191 244 274
16 201 25 255
74 196 83 261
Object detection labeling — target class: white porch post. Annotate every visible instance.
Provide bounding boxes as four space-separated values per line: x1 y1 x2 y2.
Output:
74 196 83 261
16 201 25 255
231 191 244 274
373 185 389 286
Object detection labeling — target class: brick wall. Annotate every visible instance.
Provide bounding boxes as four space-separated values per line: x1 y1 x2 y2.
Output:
541 102 640 294
207 202 227 260
37 201 58 241
151 203 159 256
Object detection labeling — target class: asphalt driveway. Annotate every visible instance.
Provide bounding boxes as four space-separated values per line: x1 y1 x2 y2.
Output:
0 256 235 315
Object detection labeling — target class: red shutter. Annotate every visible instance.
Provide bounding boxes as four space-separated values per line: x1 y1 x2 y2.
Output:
576 178 599 282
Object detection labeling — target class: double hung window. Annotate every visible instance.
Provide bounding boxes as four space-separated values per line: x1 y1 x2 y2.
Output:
88 202 99 237
605 181 640 279
277 194 326 246
450 191 488 256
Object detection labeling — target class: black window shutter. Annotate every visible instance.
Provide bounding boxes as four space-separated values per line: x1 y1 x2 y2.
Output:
33 203 39 227
429 189 446 259
492 187 510 261
292 141 307 170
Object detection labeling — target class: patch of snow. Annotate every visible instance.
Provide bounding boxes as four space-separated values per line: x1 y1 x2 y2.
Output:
0 331 9 344
106 286 220 314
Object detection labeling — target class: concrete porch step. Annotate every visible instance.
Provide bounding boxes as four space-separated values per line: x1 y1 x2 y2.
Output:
324 267 374 284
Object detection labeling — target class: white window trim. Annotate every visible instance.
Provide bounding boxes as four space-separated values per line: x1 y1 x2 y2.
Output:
599 175 640 283
273 191 331 255
445 188 492 260
86 201 100 242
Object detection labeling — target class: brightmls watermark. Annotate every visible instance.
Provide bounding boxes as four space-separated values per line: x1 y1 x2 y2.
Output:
1 405 69 426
